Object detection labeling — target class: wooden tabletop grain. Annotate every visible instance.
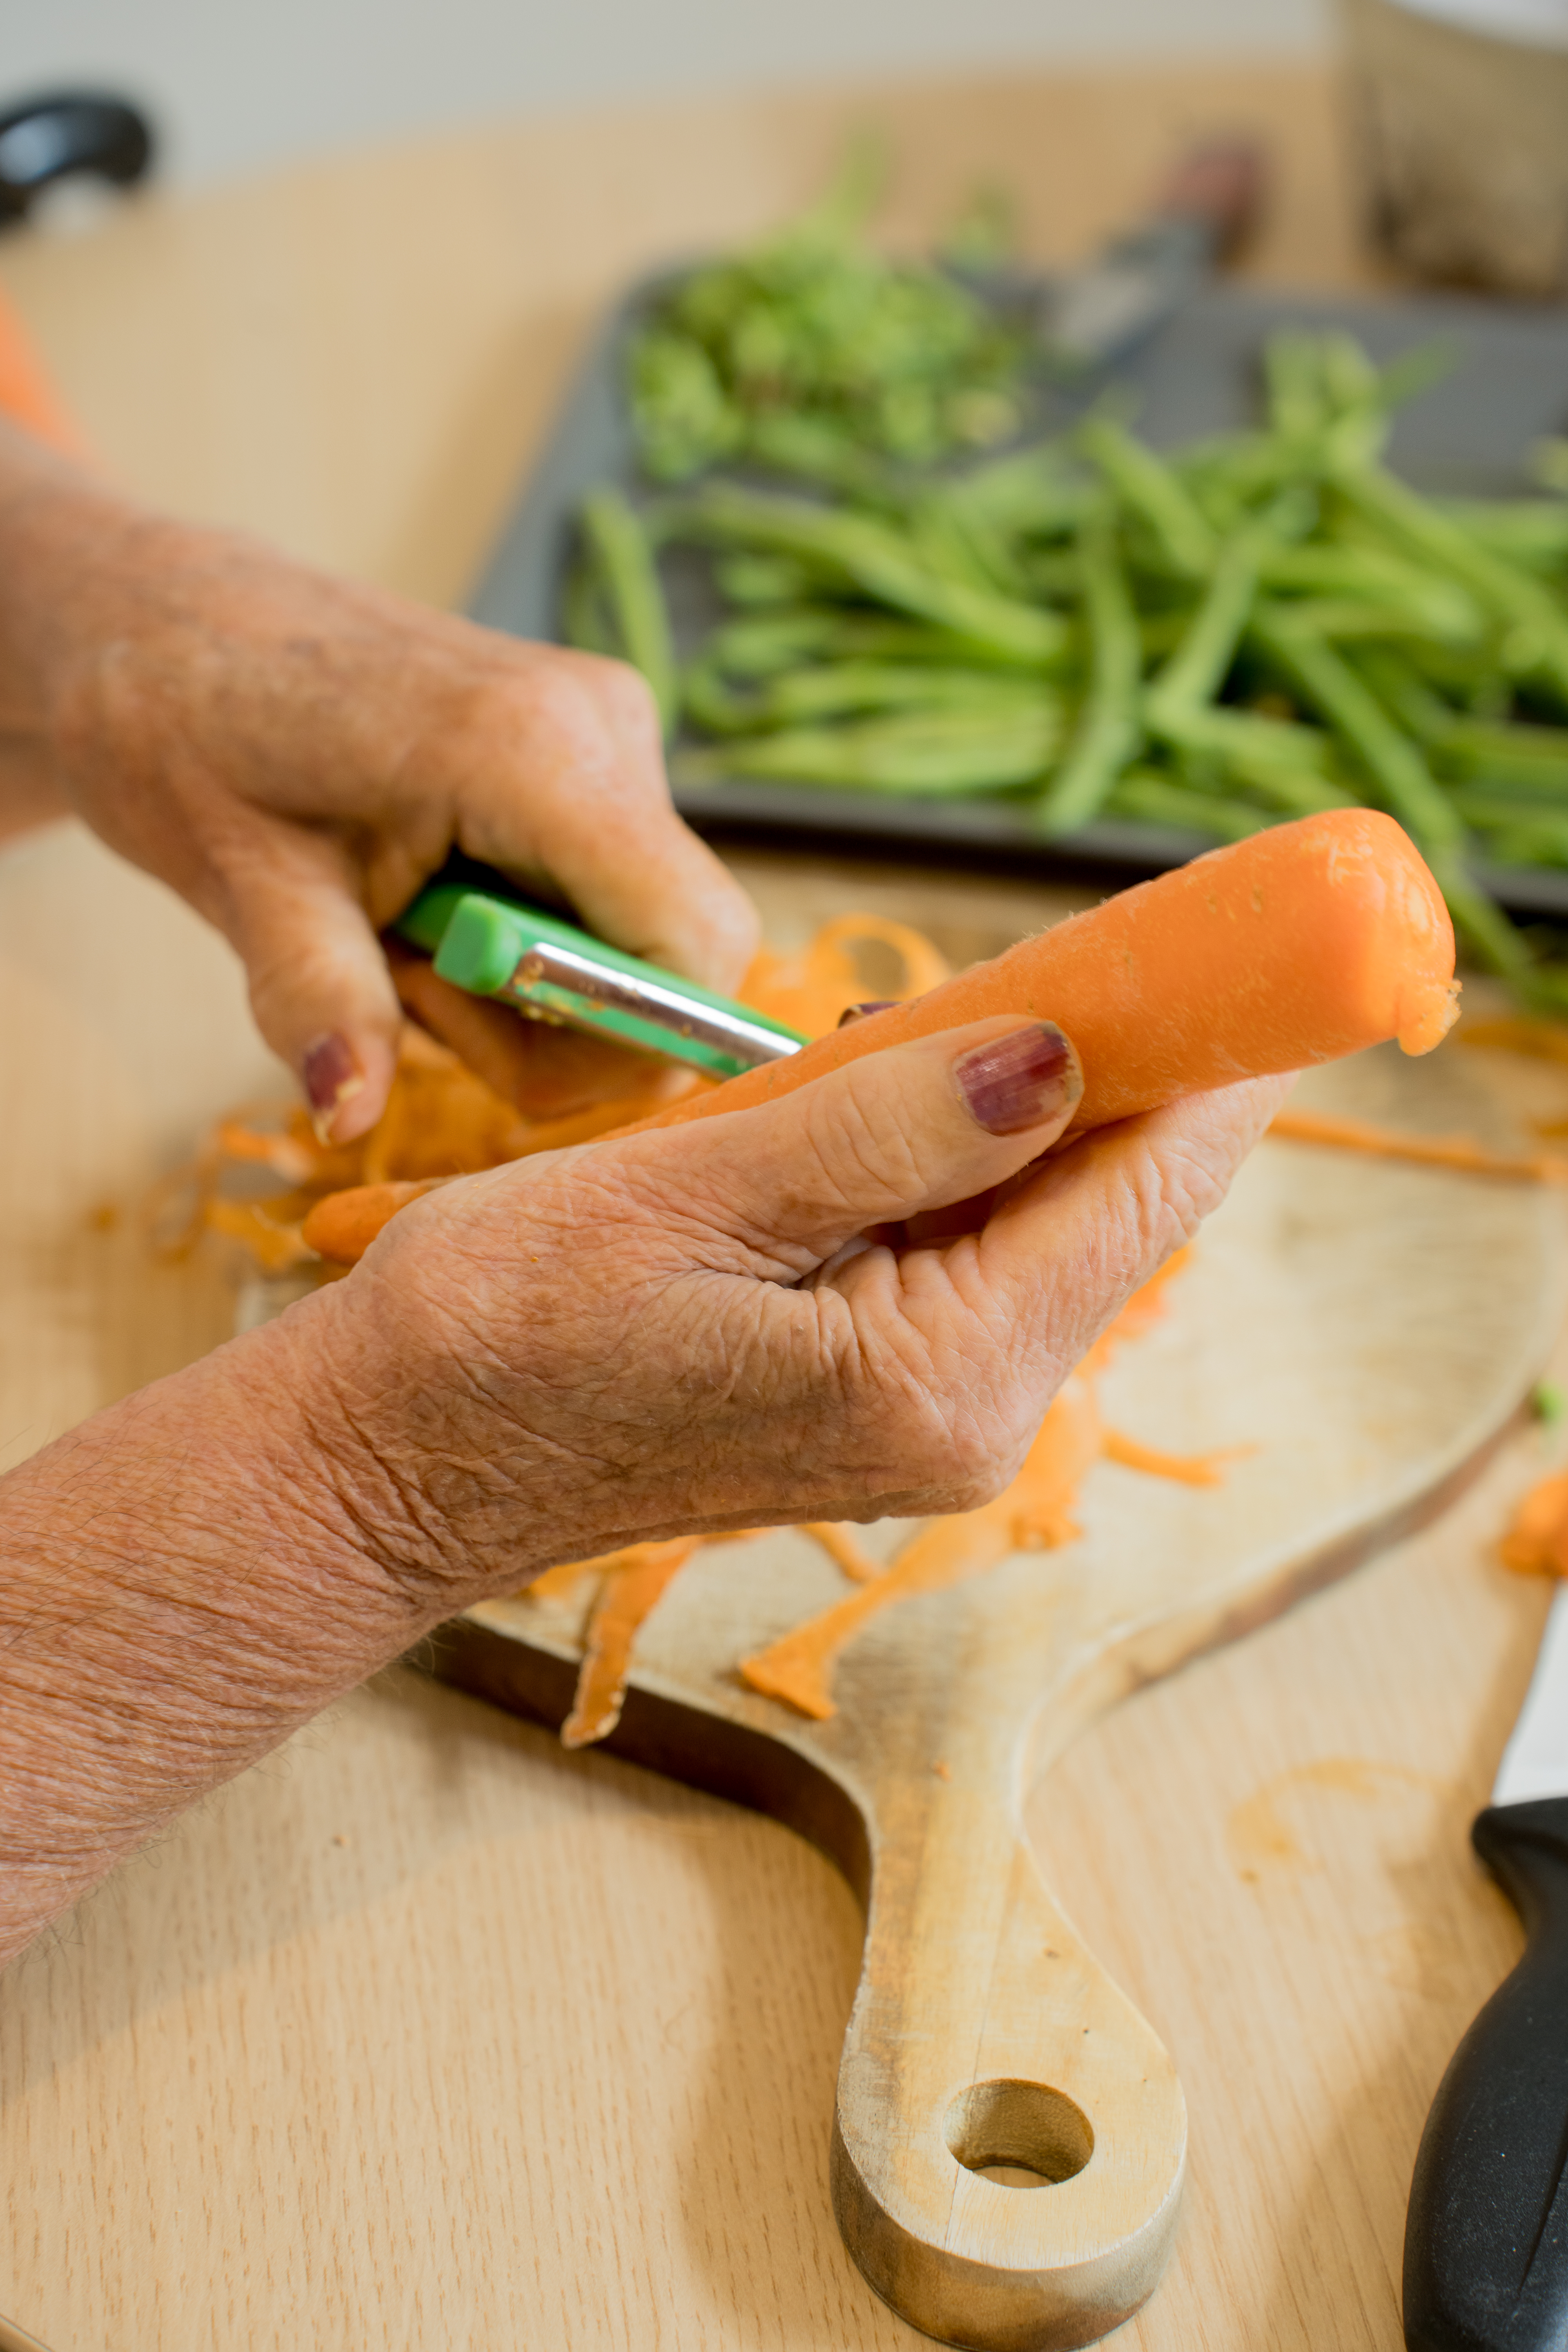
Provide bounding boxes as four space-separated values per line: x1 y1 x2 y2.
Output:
0 58 1558 2352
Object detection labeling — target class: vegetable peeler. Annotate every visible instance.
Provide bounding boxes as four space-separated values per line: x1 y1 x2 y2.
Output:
394 870 807 1081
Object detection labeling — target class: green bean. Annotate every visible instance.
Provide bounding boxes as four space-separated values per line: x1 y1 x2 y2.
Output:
1140 503 1347 808
577 487 679 734
1158 711 1352 813
705 608 846 676
1107 770 1270 844
707 605 1068 678
938 447 1091 539
1250 607 1464 851
683 659 764 735
1432 498 1568 573
1259 543 1484 640
630 330 744 483
1250 606 1531 979
570 303 1568 1010
765 666 1052 725
1145 524 1265 721
1186 739 1357 817
1136 611 1196 661
1145 491 1313 721
1443 732 1568 791
1265 331 1331 443
669 483 1068 666
678 705 1061 794
1271 596 1487 646
1347 646 1459 742
745 410 896 500
1036 506 1142 834
630 143 1031 479
689 659 1055 733
1453 793 1568 855
1078 417 1216 579
1352 648 1568 790
714 553 829 606
908 496 1022 599
1475 828 1568 871
1333 465 1568 706
1437 770 1568 809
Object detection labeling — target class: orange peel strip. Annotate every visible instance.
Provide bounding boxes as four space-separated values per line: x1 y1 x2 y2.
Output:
799 1523 885 1583
1269 1105 1568 1185
560 1541 701 1748
1100 1431 1249 1486
1499 1472 1568 1580
1459 1016 1568 1069
739 1253 1223 1723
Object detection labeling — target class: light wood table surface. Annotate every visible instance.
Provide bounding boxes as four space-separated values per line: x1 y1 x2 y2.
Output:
0 58 1559 2352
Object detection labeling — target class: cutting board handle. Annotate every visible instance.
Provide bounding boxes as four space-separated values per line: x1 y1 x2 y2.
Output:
830 1765 1186 2350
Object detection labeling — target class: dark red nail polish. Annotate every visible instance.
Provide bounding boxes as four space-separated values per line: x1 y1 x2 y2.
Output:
837 1000 899 1028
953 1024 1080 1137
303 1032 363 1137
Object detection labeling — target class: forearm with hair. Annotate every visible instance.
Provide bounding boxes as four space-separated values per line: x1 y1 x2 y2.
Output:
0 1310 433 1969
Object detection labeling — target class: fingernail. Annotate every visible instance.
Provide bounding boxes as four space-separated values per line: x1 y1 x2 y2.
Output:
303 1032 365 1143
953 1023 1081 1137
837 1000 898 1028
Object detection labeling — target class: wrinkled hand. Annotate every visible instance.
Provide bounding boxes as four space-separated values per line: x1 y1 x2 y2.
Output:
284 1018 1288 1594
0 429 757 1139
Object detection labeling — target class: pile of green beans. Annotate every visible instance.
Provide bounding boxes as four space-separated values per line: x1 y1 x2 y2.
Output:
625 143 1030 483
563 328 1568 1008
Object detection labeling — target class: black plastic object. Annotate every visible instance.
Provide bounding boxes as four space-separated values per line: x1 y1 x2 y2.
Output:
0 91 154 226
468 273 1568 913
1403 1794 1568 2351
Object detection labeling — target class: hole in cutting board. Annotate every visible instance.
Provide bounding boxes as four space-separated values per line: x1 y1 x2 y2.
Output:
945 2080 1093 2190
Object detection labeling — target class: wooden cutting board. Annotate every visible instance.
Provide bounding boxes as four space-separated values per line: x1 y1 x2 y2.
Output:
397 1039 1565 2352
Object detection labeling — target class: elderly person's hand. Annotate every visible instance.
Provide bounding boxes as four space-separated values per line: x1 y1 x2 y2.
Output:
1 1011 1282 1962
300 1029 1285 1577
0 421 757 1137
0 413 1283 1973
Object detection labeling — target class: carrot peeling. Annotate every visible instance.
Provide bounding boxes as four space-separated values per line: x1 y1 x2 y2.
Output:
1268 1105 1568 1185
738 1250 1240 1722
1499 1474 1568 1580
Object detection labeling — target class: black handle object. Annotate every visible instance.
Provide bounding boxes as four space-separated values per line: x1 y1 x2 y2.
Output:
0 91 155 226
1404 1795 1568 2351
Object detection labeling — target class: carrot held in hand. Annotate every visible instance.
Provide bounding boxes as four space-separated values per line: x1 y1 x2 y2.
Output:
632 806 1456 1143
304 809 1456 1264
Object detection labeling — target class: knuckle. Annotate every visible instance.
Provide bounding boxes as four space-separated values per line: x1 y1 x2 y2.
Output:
486 653 667 803
587 652 662 741
477 662 613 769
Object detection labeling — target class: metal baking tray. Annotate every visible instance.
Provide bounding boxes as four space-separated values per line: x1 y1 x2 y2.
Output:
467 272 1568 916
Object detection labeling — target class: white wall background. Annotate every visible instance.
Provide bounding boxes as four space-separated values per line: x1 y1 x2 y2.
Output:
2 0 1328 189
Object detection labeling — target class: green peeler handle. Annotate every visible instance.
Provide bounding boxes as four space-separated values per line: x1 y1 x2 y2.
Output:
394 875 806 1082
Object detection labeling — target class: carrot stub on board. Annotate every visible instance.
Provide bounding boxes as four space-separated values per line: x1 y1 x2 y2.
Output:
304 808 1457 1265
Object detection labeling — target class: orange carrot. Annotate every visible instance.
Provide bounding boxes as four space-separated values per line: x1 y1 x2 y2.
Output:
309 809 1456 1264
301 1175 451 1259
631 809 1456 1145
